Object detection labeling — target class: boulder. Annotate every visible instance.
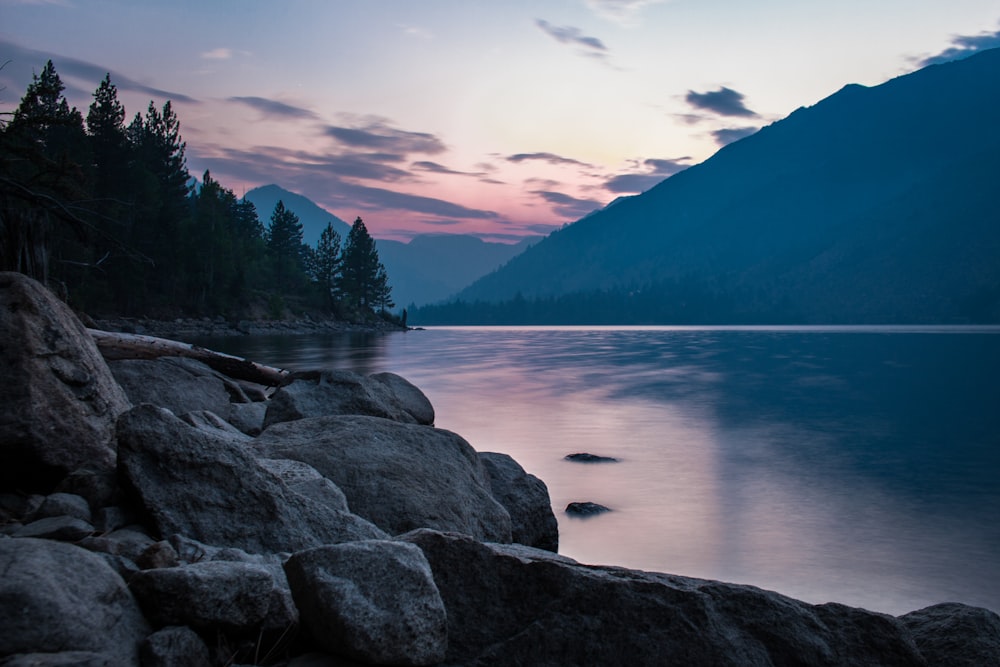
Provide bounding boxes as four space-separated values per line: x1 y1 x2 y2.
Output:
228 401 268 436
284 541 447 666
399 529 927 666
55 468 121 513
900 602 1000 666
255 415 512 542
117 404 387 553
0 272 131 491
129 561 274 629
178 409 252 442
12 515 94 541
257 458 351 513
566 501 612 517
0 538 149 665
28 492 92 523
139 626 212 667
0 651 115 666
263 369 433 428
109 357 233 418
479 452 558 551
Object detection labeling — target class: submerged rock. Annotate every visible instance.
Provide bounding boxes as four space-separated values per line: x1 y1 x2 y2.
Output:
566 501 612 517
565 452 619 463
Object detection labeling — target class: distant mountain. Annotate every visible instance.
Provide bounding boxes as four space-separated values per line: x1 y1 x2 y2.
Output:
439 48 1000 324
378 235 539 308
243 184 539 307
244 185 351 246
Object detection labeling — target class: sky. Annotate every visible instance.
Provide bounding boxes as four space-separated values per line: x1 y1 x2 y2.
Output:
3 0 1000 243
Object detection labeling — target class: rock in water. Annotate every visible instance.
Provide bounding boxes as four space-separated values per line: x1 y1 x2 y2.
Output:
0 272 131 491
255 415 512 542
0 537 149 664
116 404 387 553
565 452 619 463
284 541 448 666
479 451 559 551
566 501 612 517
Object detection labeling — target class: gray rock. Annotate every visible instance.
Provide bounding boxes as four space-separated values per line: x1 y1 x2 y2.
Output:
900 602 1000 666
0 272 130 491
566 501 612 517
284 541 447 666
13 515 94 541
255 415 512 542
54 469 120 512
117 404 388 553
369 372 435 425
479 451 558 551
565 452 619 463
130 560 274 629
400 528 927 667
139 626 212 667
263 369 432 428
109 357 232 418
228 401 268 436
179 409 251 442
29 492 92 523
0 538 148 665
136 540 181 569
92 505 131 533
103 526 156 561
0 651 113 666
257 458 351 513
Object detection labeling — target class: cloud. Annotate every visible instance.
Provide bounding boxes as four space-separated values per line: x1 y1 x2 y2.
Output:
411 160 484 177
585 0 669 25
506 151 594 168
535 19 609 60
227 96 317 120
200 48 233 60
531 189 603 219
712 127 758 146
0 38 199 104
604 156 690 193
685 86 757 117
325 117 446 154
918 27 1000 66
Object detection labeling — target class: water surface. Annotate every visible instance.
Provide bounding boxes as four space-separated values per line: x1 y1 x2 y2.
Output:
201 325 1000 615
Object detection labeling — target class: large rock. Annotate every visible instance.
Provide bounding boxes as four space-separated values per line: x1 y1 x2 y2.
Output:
139 626 212 667
479 451 559 551
109 357 233 418
0 272 130 491
284 541 447 666
0 538 149 665
255 415 512 542
116 404 387 553
129 561 274 629
900 602 1000 666
400 529 928 667
263 369 434 428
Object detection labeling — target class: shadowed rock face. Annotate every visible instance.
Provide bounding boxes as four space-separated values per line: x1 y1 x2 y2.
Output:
0 272 131 491
399 529 929 667
479 451 559 551
255 415 512 542
116 404 387 553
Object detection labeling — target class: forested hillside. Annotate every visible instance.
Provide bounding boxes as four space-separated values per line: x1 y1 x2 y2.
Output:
0 62 396 323
414 48 1000 325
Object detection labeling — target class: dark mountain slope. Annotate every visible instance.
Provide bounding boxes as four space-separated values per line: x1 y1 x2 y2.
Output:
454 48 1000 323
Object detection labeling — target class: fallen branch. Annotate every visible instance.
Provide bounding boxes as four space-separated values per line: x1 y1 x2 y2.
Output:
88 328 291 387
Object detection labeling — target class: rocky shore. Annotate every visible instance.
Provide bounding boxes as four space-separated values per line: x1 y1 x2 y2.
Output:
2 270 999 666
91 313 406 340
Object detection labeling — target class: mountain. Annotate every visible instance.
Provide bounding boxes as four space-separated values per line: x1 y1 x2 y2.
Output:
378 235 539 308
441 48 1000 324
244 185 351 246
244 184 539 307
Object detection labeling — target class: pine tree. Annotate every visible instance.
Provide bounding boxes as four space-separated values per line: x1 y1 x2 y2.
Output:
340 216 381 310
308 222 343 309
373 261 394 313
267 200 305 292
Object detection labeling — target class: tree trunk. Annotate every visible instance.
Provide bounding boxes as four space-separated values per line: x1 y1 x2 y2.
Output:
88 328 291 387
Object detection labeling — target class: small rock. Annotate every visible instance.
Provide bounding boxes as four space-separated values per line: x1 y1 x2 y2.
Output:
136 540 181 570
565 501 612 517
140 625 212 667
29 492 92 523
14 515 94 541
564 452 619 463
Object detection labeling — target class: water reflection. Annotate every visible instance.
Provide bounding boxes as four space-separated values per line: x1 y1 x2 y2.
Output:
200 326 1000 615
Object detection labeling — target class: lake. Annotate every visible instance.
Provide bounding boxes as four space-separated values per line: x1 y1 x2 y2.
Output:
198 325 1000 616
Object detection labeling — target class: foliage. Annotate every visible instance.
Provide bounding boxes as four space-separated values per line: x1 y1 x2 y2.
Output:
0 61 398 324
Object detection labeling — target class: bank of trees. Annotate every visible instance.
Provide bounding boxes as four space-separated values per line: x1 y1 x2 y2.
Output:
0 60 393 321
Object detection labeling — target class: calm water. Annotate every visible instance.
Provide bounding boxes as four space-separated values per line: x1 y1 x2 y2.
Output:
200 326 1000 615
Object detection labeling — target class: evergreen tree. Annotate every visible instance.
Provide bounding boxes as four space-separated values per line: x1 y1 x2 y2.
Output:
308 221 342 309
373 261 394 313
266 200 305 292
340 216 381 310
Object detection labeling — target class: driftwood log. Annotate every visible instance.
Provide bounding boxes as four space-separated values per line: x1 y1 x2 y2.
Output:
88 328 291 387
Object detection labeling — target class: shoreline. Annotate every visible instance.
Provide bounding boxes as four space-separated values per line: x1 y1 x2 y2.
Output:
92 315 408 340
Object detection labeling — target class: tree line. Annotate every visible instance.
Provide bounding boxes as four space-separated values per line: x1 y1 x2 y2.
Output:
0 60 395 323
